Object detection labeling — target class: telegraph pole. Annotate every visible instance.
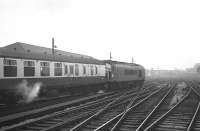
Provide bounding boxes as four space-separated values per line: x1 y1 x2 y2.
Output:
132 57 134 63
52 37 55 55
52 37 57 55
110 51 112 60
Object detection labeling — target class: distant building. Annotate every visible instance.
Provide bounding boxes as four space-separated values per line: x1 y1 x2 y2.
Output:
145 68 199 78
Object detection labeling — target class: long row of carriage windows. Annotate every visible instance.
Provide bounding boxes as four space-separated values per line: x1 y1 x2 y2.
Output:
3 59 98 77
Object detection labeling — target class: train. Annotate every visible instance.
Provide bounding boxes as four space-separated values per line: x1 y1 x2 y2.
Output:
0 41 145 103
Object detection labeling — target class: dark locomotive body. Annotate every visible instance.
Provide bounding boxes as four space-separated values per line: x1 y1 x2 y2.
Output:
0 42 145 103
104 60 145 90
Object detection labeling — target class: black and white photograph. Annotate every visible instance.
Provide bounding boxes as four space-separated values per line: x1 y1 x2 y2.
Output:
0 0 200 130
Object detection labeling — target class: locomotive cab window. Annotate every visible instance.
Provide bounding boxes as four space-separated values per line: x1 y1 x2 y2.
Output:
4 59 17 77
54 62 62 76
40 62 50 76
24 61 35 76
124 69 137 75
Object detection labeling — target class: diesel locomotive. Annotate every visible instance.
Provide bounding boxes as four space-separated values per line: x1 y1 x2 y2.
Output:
0 42 145 103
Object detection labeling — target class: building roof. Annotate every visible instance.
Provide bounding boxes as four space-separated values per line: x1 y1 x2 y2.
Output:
103 60 140 66
0 42 103 64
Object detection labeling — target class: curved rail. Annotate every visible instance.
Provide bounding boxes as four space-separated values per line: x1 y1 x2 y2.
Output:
69 85 161 131
94 85 167 131
144 87 196 131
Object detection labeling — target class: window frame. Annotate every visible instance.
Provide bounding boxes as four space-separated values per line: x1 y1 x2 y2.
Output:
24 60 35 77
64 64 68 75
75 64 79 76
95 66 98 75
3 58 17 77
69 65 74 75
40 61 50 76
83 65 86 75
3 59 17 66
54 62 63 76
90 65 94 76
24 60 35 67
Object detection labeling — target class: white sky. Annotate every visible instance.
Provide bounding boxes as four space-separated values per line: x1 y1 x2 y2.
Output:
0 0 200 70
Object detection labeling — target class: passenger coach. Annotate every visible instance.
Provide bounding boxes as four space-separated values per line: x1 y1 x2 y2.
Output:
0 42 145 103
0 42 106 101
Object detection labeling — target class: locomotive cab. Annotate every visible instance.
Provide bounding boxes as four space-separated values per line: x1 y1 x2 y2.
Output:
104 60 145 89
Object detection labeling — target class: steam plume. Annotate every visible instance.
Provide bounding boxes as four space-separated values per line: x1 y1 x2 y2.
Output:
16 80 42 103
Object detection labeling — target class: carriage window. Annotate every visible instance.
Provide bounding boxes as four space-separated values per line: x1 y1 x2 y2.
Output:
75 64 79 76
4 59 17 77
83 65 86 75
24 61 35 76
40 62 50 76
90 65 94 75
64 65 68 75
95 66 98 74
54 63 62 76
69 65 74 75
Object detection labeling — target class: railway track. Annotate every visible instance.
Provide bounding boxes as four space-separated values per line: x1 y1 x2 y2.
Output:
90 81 200 131
0 93 94 116
69 84 164 131
0 81 162 131
143 88 198 131
92 83 173 131
0 81 158 116
0 88 143 130
0 90 122 129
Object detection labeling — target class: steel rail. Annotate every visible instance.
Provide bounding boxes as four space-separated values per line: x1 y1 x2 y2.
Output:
135 83 174 131
56 84 160 131
144 88 192 131
187 101 200 131
43 86 160 131
0 91 115 125
57 86 156 131
186 84 200 131
1 100 109 131
0 91 124 131
69 89 139 131
110 84 170 131
189 81 200 96
94 86 164 131
0 81 164 131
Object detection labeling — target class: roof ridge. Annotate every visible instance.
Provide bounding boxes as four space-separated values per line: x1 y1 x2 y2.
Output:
2 42 95 59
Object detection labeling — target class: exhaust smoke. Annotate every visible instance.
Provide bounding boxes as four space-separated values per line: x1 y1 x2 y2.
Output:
16 80 42 103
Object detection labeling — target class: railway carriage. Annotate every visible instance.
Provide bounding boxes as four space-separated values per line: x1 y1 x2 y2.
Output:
0 42 145 103
0 42 107 102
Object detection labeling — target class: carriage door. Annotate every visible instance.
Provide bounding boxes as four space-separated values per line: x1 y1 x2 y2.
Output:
108 71 112 80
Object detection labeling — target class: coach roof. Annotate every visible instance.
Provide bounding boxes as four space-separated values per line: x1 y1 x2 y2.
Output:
0 42 103 64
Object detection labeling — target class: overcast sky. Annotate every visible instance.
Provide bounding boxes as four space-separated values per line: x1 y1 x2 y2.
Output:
0 0 200 70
